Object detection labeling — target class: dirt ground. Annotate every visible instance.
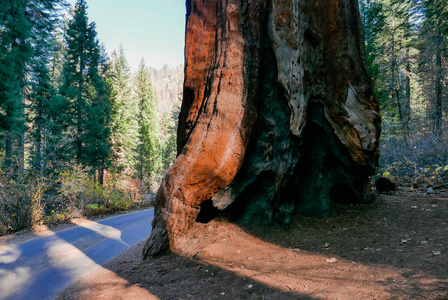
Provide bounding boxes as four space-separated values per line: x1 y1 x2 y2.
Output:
56 190 448 300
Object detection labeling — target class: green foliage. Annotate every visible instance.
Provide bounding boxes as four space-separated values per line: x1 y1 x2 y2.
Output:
135 59 162 182
59 0 111 174
55 164 139 217
0 1 33 171
160 99 180 170
417 0 448 136
359 0 448 186
107 45 139 174
425 0 448 35
0 0 67 173
0 0 176 236
0 1 31 132
359 0 386 85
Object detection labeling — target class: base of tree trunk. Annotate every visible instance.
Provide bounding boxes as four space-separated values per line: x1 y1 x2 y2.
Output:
143 101 374 258
142 213 169 259
143 0 380 258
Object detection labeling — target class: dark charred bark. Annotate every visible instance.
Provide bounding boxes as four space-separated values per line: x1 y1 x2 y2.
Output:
143 0 381 258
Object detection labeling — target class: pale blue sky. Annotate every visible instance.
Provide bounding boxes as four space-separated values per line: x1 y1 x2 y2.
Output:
67 0 186 71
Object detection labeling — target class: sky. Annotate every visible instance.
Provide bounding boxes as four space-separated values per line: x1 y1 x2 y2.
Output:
66 0 186 72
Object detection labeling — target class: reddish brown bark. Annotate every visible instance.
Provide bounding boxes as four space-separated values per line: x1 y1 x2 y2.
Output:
143 0 380 258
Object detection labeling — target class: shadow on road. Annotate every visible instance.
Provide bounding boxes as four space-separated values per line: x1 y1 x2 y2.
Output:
58 193 448 299
0 209 153 300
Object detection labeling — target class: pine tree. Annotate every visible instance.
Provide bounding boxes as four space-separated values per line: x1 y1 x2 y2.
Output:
59 0 111 182
107 45 139 175
359 0 386 88
82 39 111 184
425 0 448 36
390 0 420 138
27 0 67 173
0 1 32 169
134 59 161 183
0 0 66 171
160 99 180 170
29 47 57 173
360 0 421 139
418 0 448 136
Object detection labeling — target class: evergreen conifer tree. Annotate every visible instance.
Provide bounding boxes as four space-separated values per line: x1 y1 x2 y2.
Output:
107 45 139 175
0 0 66 171
59 0 111 182
134 59 161 183
418 0 448 136
160 100 180 170
0 1 32 169
28 0 67 173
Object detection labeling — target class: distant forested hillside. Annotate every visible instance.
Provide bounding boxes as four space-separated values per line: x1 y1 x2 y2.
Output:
149 64 183 116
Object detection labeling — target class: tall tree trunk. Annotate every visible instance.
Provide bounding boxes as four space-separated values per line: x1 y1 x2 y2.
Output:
76 105 83 160
390 21 404 126
36 115 43 172
434 31 443 136
77 55 84 161
404 46 411 140
4 136 13 170
98 161 104 185
403 12 412 141
139 155 143 182
143 0 381 258
17 134 24 174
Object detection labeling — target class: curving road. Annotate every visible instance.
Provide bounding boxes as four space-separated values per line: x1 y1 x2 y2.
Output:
0 209 153 300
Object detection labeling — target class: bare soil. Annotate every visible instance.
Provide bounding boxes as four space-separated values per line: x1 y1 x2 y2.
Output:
57 191 448 299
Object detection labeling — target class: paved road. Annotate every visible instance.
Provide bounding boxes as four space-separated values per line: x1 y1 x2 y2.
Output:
0 209 154 300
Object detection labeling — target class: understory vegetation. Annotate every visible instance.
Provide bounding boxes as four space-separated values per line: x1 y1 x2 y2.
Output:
1 0 447 235
361 0 448 187
0 0 181 235
0 161 153 235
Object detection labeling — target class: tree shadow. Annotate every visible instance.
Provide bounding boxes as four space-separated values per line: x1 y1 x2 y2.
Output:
57 191 448 300
59 247 316 300
0 209 153 299
0 208 314 299
235 192 448 298
3 193 447 299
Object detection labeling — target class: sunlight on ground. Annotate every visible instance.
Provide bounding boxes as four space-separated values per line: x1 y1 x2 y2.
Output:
0 267 31 298
0 228 102 297
0 245 31 298
0 220 128 298
71 219 129 247
173 221 446 299
31 224 51 235
0 245 21 264
61 266 160 300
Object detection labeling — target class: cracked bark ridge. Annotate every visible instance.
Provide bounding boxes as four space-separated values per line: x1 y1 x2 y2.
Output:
143 0 381 258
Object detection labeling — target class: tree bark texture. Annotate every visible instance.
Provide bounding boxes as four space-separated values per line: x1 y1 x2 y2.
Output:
143 0 381 258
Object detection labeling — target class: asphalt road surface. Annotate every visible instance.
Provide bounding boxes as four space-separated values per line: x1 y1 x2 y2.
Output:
0 209 154 300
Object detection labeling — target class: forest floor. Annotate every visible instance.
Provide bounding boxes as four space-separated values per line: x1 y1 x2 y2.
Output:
57 190 448 300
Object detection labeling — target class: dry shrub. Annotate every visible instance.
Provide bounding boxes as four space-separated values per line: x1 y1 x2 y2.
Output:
0 160 155 235
379 128 448 187
0 177 46 235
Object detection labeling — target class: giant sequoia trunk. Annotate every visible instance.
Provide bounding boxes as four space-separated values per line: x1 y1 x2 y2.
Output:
143 0 381 258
